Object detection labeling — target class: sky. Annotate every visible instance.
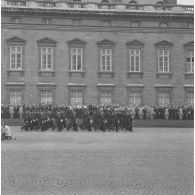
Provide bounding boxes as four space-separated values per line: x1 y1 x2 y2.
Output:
177 0 194 5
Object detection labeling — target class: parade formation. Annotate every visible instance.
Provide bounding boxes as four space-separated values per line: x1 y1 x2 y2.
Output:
1 103 194 132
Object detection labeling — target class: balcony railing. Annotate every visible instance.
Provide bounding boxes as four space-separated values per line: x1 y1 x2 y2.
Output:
2 0 194 14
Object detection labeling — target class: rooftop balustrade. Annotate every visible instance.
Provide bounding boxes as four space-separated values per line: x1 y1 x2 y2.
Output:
1 0 194 13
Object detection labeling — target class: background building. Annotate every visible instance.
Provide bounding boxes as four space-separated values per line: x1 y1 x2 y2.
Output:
1 0 194 106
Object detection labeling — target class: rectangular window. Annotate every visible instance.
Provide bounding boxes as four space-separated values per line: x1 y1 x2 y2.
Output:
129 49 140 72
100 91 112 104
130 21 139 28
10 46 22 70
40 90 52 104
71 48 83 71
38 2 56 7
186 51 194 73
188 23 194 29
70 3 85 8
128 5 138 10
100 48 112 71
158 49 169 72
159 22 167 28
8 1 26 6
186 91 194 104
42 18 52 25
129 91 141 105
11 17 21 23
158 91 170 105
72 19 82 26
9 90 22 105
70 91 83 106
101 20 111 27
41 47 53 70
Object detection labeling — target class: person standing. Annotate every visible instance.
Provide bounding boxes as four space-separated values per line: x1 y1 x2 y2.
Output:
9 104 14 119
165 106 169 120
138 106 143 119
179 106 183 120
143 105 147 119
149 106 155 120
19 105 23 119
126 111 134 132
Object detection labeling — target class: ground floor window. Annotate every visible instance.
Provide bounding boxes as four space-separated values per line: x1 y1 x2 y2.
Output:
9 90 22 105
158 91 170 105
100 91 112 104
186 91 194 104
186 51 194 73
41 90 52 104
71 91 83 106
129 91 141 105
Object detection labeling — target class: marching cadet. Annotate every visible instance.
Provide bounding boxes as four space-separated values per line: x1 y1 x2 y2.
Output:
21 119 30 131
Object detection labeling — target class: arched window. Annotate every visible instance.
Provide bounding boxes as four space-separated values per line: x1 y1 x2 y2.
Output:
129 0 137 4
156 1 164 5
101 0 109 3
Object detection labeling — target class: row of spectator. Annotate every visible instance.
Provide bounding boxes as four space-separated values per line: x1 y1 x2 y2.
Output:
1 103 194 120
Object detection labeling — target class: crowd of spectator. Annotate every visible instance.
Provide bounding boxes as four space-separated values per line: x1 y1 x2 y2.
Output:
1 103 194 120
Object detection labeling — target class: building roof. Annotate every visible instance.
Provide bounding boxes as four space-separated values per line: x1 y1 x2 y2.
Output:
49 0 177 4
1 0 193 20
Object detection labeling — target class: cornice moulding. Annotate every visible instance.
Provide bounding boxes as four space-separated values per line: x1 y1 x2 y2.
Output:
2 24 194 35
126 39 144 45
67 83 86 86
6 82 25 86
37 37 57 44
67 38 86 45
6 36 26 43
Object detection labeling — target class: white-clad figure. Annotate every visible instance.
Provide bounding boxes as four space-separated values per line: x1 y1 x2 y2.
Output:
19 105 23 119
179 107 183 120
138 106 143 119
1 122 15 140
131 105 136 120
165 107 169 120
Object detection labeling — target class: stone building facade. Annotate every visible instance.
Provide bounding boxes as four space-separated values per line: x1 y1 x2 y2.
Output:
1 0 194 106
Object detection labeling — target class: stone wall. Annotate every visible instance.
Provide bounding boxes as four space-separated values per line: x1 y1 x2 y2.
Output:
1 24 193 104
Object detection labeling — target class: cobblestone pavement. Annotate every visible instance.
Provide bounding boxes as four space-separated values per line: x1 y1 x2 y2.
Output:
2 128 194 195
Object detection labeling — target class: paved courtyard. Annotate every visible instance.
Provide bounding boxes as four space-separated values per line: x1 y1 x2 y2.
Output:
1 127 194 195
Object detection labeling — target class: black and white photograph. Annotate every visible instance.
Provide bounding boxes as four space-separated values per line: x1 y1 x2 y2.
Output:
1 0 194 194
